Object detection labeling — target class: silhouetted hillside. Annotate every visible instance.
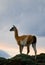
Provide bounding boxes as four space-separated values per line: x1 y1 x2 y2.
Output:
0 53 45 65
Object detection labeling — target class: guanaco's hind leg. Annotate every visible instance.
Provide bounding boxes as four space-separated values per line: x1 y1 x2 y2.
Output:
32 43 37 60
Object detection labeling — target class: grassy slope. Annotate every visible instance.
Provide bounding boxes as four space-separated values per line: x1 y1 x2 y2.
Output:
0 53 45 65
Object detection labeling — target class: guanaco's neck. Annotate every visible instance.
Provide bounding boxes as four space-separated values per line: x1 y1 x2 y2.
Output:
14 27 18 39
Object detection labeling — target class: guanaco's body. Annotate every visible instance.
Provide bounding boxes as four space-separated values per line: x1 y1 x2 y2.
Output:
10 25 37 59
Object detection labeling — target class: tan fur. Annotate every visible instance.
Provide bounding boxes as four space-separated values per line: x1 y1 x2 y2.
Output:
15 35 33 46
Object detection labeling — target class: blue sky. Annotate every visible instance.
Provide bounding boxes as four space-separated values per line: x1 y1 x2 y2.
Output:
0 0 45 57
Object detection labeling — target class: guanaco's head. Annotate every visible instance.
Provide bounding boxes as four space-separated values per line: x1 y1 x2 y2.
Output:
10 25 16 31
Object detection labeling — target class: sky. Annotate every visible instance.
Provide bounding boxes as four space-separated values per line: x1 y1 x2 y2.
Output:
0 0 45 58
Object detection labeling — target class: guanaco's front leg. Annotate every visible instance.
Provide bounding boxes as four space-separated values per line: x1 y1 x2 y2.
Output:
19 45 23 54
27 45 30 55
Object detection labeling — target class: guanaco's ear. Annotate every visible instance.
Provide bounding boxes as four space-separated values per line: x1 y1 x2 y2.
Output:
13 25 16 29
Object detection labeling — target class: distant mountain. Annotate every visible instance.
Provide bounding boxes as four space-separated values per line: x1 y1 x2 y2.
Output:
0 50 10 59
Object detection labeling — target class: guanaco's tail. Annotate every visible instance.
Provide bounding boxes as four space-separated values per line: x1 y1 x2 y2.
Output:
32 36 37 44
